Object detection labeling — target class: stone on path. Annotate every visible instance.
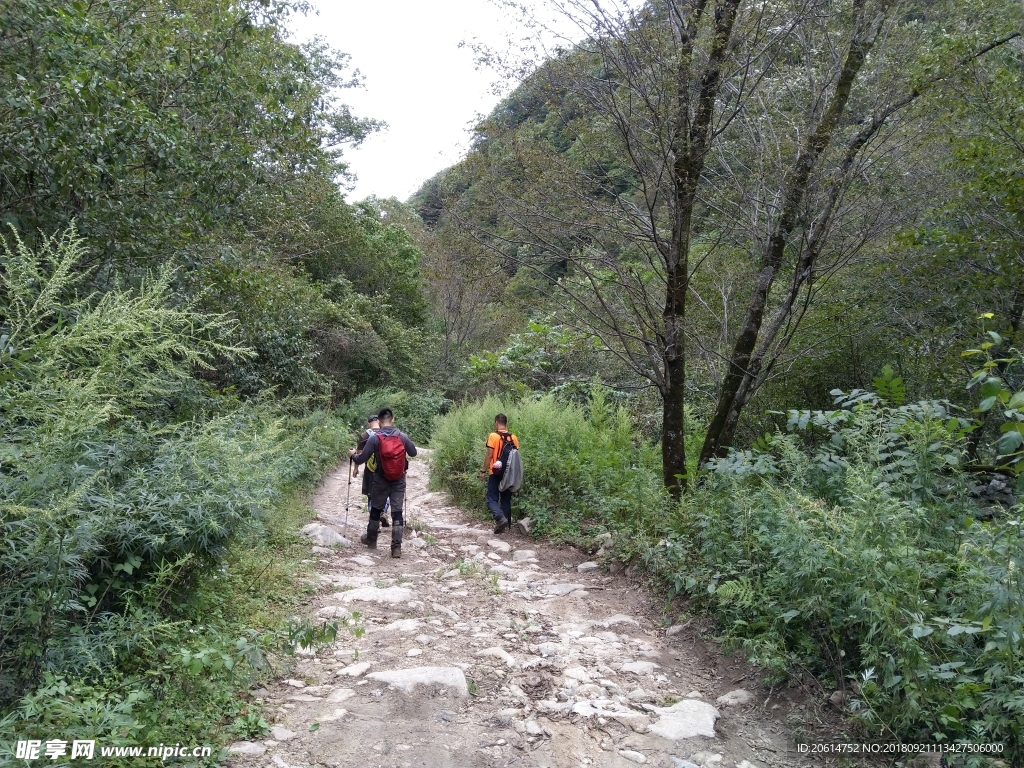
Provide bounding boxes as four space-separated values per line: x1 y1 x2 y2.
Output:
382 618 421 632
270 726 297 741
476 647 516 667
348 555 375 567
227 741 266 756
647 700 719 740
512 549 537 561
282 679 305 688
515 517 531 535
577 561 599 573
407 648 423 657
671 760 701 768
619 750 648 764
545 583 585 596
337 662 371 677
329 575 373 588
326 688 354 702
300 523 350 548
621 661 660 675
338 586 412 604
366 666 469 697
715 689 754 707
487 539 511 553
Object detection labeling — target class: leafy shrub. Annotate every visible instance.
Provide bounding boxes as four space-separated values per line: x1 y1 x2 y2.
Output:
339 388 452 445
430 388 666 539
644 393 1023 760
0 229 350 755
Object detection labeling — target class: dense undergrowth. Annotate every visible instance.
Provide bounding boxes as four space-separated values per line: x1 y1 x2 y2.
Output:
429 390 668 540
431 391 1024 763
0 231 352 764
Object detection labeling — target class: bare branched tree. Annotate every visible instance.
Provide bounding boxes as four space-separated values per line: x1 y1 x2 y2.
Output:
444 0 1021 494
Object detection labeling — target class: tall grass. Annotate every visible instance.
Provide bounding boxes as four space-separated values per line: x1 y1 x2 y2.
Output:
430 389 666 539
0 229 350 762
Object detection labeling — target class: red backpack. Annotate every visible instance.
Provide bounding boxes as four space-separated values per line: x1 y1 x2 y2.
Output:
377 432 407 481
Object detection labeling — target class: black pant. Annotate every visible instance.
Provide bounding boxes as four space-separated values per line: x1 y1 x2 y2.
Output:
369 475 405 525
486 473 511 521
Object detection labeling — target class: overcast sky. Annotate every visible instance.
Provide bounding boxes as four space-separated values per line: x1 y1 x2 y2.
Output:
287 1 539 202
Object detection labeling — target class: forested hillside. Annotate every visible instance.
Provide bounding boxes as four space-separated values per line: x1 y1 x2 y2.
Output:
3 0 1024 763
416 0 1024 757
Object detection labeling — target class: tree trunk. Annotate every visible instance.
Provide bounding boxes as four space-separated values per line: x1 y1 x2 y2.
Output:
699 0 886 466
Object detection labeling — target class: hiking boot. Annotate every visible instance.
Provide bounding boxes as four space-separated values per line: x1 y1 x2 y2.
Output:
390 524 403 559
360 520 380 549
493 517 509 534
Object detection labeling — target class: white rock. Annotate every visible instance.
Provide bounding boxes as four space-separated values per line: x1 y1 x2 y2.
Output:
431 602 460 620
487 539 512 553
666 624 686 636
414 634 435 645
348 555 375 567
382 618 422 632
366 666 469 697
512 549 537 561
269 726 297 741
441 569 460 579
670 760 701 768
562 666 592 682
476 647 517 667
523 719 545 736
577 561 599 573
735 762 762 768
715 689 754 707
689 752 723 767
227 741 266 756
621 661 660 675
337 662 371 677
685 690 703 698
286 693 321 702
326 688 354 702
407 537 427 549
648 700 719 740
601 614 639 627
545 583 585 596
300 523 350 548
329 575 373 588
282 678 305 688
407 648 423 657
338 586 413 604
619 750 648 764
270 756 293 768
317 605 351 619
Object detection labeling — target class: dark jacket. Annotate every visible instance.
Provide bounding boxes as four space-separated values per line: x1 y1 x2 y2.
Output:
351 426 417 478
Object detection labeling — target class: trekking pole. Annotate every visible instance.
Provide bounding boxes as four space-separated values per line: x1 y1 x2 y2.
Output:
344 458 353 537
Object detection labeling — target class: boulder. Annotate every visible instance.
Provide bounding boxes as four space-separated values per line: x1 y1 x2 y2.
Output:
366 666 469 697
300 523 350 548
647 700 719 740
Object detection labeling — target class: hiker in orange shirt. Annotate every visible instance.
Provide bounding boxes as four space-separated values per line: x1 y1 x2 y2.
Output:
478 413 519 534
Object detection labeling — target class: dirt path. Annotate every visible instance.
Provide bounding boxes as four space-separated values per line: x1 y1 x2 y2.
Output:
226 452 820 768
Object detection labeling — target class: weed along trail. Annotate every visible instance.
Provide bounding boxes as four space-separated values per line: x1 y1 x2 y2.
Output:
225 451 816 768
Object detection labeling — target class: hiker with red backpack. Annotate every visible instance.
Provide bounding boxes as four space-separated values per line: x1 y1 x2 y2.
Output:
348 407 417 558
478 413 519 534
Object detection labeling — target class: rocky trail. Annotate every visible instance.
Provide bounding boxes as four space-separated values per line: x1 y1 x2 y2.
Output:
225 452 827 768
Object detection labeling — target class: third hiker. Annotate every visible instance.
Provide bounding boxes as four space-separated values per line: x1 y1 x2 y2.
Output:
479 413 519 534
349 407 417 558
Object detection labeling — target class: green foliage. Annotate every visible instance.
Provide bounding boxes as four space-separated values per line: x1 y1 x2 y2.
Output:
0 228 351 755
962 316 1024 485
644 395 1024 758
430 388 666 540
872 364 907 406
339 388 452 445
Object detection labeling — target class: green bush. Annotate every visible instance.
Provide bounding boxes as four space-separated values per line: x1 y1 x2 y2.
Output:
430 389 666 539
0 229 349 759
642 394 1023 760
339 388 452 445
